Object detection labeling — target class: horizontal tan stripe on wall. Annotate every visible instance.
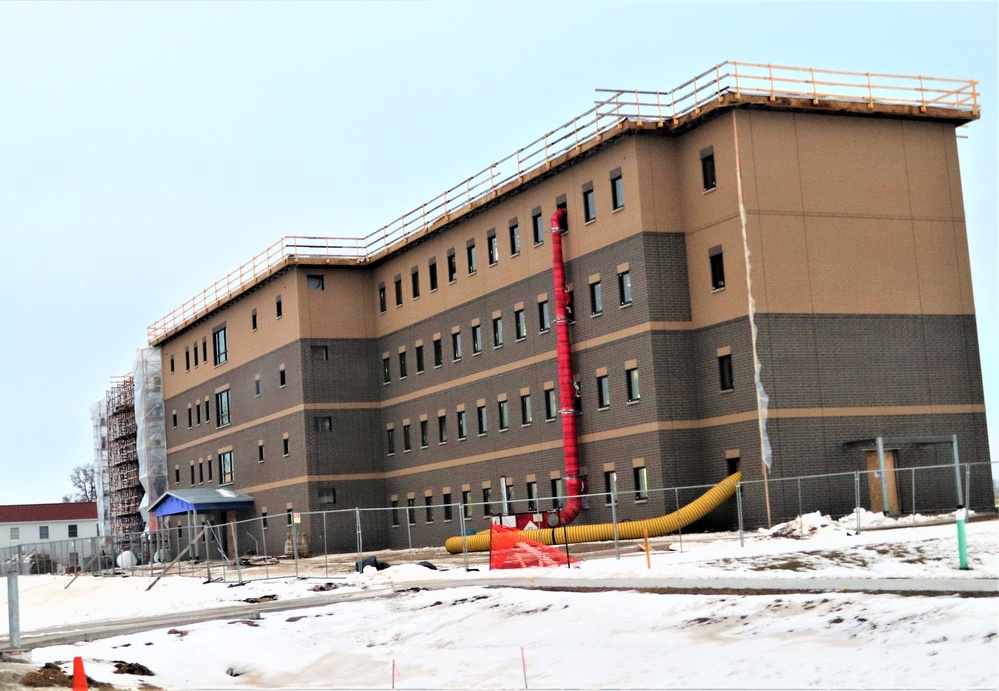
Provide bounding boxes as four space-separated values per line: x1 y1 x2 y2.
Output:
771 404 985 419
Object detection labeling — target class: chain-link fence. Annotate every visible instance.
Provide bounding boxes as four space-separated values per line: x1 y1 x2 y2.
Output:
3 462 992 584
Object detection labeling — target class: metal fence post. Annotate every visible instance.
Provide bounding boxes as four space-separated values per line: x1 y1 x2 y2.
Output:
405 510 412 551
6 566 20 651
206 525 212 582
610 477 620 561
911 468 917 528
674 488 683 553
292 515 300 578
736 484 745 548
355 507 363 565
854 472 862 535
232 522 243 585
323 511 330 578
965 464 972 512
797 478 804 539
458 503 469 571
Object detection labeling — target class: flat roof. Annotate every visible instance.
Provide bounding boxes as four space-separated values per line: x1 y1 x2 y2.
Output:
148 61 980 346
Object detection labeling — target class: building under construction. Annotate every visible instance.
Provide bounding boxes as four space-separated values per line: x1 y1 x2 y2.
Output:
137 61 989 555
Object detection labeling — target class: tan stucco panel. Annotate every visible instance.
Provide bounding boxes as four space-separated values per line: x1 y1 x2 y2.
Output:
804 216 922 314
686 215 748 326
741 111 804 214
753 213 814 314
296 267 375 339
161 273 301 399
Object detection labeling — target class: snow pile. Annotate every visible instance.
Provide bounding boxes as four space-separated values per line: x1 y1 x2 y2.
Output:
836 508 977 530
763 511 840 539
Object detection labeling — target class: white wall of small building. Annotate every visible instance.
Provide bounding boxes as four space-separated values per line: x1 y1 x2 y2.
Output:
0 519 100 549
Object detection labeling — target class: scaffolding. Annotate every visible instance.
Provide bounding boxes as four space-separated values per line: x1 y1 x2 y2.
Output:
107 374 143 539
134 348 167 532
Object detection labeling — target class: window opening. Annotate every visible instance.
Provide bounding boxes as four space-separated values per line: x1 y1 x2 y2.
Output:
215 390 231 427
307 275 325 291
611 174 624 210
618 270 632 306
596 375 610 409
626 367 641 402
590 281 603 315
701 146 717 191
719 353 734 391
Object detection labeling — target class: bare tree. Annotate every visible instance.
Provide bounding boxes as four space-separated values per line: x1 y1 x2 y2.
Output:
64 464 97 502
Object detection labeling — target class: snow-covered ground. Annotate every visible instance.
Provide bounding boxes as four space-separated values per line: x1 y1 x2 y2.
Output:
2 514 997 689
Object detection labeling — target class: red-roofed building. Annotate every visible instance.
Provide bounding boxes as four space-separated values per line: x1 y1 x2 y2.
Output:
0 502 99 549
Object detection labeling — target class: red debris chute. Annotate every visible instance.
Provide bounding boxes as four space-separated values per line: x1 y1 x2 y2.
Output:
550 207 583 526
489 525 579 569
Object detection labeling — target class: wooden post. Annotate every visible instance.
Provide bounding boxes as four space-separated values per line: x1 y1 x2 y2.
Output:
643 530 651 570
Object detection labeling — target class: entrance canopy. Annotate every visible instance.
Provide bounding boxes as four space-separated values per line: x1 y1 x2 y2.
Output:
150 488 254 517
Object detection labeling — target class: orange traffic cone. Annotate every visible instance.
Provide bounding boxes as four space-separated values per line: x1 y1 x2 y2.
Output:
72 656 88 691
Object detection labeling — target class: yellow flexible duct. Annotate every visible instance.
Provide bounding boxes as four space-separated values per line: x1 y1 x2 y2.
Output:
445 471 741 553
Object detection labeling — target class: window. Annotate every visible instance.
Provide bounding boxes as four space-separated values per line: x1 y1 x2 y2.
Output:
283 437 290 456
457 410 467 439
215 390 231 427
316 416 332 432
394 277 403 306
68 524 78 538
611 172 624 210
710 247 725 290
386 428 396 455
204 400 210 423
195 403 201 425
207 457 213 481
378 285 387 313
438 414 447 443
307 275 325 291
391 500 400 527
487 232 498 265
175 467 180 483
407 497 416 525
399 351 408 378
545 388 557 421
411 269 420 299
258 442 265 461
471 324 482 354
482 487 492 516
193 343 199 367
199 461 204 484
311 345 329 361
509 221 520 255
276 296 283 318
169 355 175 373
590 281 603 315
279 367 286 387
202 338 207 364
39 525 49 540
498 400 509 431
515 309 527 340
583 185 596 222
551 478 564 510
634 465 649 501
452 331 462 361
382 356 391 384
429 259 438 291
719 353 734 391
596 375 610 409
185 348 191 371
701 146 716 191
477 404 487 435
447 251 457 282
403 424 411 452
172 412 177 428
492 315 503 348
462 490 471 518
425 495 434 523
520 393 533 425
532 208 544 245
538 300 550 332
420 419 429 448
320 488 337 505
187 407 193 428
219 451 233 485
626 367 641 402
467 241 477 274
443 494 453 521
603 471 619 505
9 527 19 541
251 309 258 331
502 479 513 514
618 270 632 306
261 511 268 529
254 378 261 396
415 345 425 373
433 337 443 367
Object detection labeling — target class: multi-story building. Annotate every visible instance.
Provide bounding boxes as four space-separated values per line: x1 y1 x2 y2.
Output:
148 63 990 554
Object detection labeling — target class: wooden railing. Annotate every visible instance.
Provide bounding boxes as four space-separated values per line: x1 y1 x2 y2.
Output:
147 61 979 343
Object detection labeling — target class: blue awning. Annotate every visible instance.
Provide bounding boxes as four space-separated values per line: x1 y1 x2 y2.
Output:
150 489 254 516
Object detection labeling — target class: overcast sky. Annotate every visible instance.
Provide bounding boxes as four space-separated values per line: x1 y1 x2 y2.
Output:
0 2 994 504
